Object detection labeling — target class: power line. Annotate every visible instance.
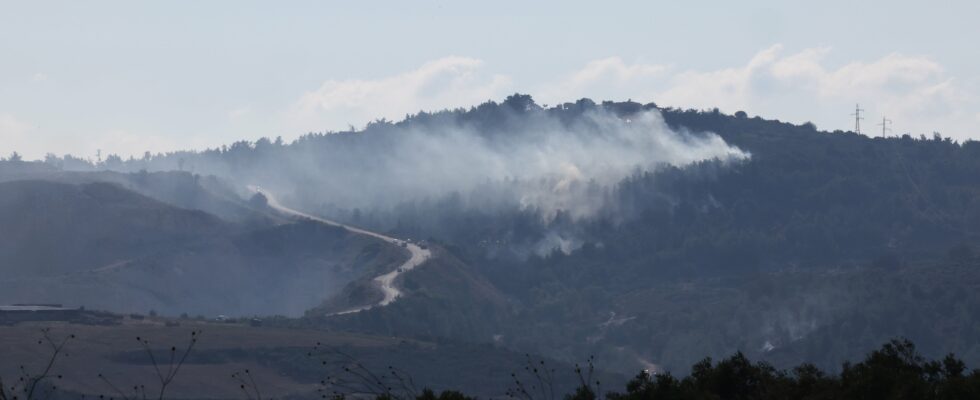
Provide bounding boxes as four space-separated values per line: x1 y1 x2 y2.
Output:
877 116 892 138
850 104 865 134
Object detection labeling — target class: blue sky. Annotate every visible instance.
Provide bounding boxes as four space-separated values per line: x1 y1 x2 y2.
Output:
2 1 979 160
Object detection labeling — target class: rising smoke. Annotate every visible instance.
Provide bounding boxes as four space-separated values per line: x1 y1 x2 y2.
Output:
54 100 749 255
261 107 747 219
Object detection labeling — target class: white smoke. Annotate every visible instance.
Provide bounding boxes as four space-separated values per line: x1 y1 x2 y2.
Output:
58 104 749 254
277 108 748 222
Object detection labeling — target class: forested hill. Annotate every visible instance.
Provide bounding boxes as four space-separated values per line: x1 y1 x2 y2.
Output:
564 103 980 276
19 95 980 372
37 95 980 276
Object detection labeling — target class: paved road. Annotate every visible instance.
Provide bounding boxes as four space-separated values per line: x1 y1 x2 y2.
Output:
248 186 431 315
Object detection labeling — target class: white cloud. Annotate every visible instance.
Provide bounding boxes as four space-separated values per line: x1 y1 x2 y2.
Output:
541 46 978 140
31 72 48 82
279 49 976 143
537 57 667 104
288 56 511 132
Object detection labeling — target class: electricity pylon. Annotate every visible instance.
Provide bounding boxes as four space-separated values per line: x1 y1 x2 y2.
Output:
851 104 865 134
877 116 892 138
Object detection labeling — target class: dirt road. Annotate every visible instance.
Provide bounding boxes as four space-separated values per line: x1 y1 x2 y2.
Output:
248 186 431 315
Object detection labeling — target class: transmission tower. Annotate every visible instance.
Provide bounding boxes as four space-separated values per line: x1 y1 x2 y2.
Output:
851 104 865 134
877 116 892 138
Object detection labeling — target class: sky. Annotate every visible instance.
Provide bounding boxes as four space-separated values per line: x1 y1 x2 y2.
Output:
2 0 979 160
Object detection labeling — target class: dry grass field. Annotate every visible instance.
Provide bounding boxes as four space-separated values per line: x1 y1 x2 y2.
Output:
0 317 609 398
0 318 421 399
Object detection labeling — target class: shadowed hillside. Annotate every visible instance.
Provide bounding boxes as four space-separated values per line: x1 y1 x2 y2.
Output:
0 180 405 317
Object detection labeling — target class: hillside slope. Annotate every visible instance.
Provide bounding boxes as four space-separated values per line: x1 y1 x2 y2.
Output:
306 248 512 342
0 180 404 316
0 167 273 226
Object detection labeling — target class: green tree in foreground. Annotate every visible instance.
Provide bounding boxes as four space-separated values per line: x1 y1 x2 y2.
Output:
600 339 980 400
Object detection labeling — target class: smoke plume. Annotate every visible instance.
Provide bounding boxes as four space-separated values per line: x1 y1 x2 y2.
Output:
263 107 747 221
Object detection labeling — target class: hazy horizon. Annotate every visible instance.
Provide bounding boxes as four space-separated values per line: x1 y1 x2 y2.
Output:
2 1 979 160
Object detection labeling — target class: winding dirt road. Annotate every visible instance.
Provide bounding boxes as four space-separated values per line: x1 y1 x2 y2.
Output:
248 186 431 315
